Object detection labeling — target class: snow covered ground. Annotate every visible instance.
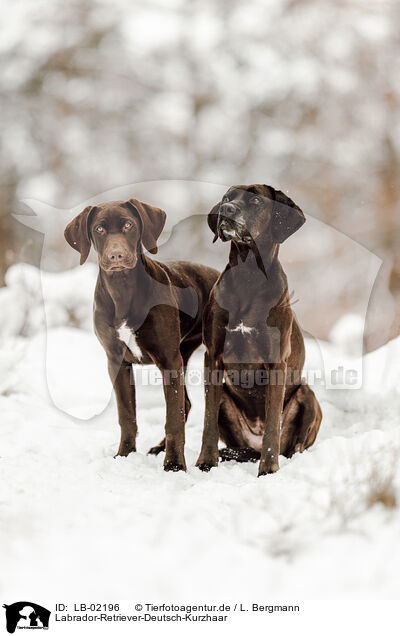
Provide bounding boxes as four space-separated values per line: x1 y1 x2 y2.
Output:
1 265 400 599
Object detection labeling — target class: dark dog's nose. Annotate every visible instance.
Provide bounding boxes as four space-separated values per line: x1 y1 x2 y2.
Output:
220 202 238 218
219 202 243 231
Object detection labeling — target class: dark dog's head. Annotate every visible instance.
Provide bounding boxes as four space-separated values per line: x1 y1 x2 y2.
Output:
208 184 305 246
64 199 166 271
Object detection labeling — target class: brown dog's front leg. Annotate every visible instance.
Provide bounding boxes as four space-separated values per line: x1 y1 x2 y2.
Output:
196 352 223 471
258 362 286 477
108 357 137 458
161 359 186 472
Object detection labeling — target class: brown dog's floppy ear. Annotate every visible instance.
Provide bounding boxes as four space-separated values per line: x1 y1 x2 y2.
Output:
269 188 305 243
64 206 94 265
207 203 220 243
126 199 166 254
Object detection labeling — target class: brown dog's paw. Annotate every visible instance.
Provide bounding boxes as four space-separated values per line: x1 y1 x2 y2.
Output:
164 460 186 472
114 440 136 458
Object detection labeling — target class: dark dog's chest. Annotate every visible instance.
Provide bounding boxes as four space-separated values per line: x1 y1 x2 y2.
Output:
213 261 288 365
222 321 281 365
215 288 283 365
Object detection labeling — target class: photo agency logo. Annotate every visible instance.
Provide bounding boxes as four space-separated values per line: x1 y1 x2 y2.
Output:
133 364 360 389
2 603 51 633
13 180 382 422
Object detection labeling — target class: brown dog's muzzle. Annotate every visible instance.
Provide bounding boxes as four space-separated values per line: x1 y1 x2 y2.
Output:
101 237 137 271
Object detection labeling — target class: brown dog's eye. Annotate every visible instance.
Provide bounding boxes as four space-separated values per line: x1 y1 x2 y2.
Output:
95 225 106 234
123 221 133 231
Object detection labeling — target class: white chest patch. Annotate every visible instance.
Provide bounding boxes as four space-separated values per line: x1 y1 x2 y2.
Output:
227 321 256 335
117 321 143 361
242 417 264 452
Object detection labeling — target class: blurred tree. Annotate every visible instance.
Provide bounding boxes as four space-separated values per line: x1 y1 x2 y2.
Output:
0 0 398 345
0 170 16 284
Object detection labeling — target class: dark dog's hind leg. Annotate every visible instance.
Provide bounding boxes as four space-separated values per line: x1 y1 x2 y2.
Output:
280 383 322 458
220 383 321 463
217 387 261 463
219 447 260 463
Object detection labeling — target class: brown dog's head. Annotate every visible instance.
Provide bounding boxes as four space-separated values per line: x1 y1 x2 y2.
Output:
208 184 305 246
64 199 166 271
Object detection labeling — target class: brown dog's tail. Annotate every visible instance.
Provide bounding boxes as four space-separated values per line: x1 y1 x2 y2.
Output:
219 447 260 463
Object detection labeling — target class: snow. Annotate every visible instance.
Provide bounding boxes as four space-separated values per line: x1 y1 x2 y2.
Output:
0 266 400 599
329 313 365 357
0 263 97 336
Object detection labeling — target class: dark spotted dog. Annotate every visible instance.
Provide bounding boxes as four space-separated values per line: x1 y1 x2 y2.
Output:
196 185 322 476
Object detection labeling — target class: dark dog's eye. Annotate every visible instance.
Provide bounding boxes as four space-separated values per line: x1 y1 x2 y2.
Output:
95 225 106 234
222 195 229 203
253 196 261 205
123 221 133 231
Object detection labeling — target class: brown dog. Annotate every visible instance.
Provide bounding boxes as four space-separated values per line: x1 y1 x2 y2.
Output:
65 198 218 471
196 185 322 476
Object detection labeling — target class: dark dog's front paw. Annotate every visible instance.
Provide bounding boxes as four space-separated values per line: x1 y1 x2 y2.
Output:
148 438 166 456
257 461 279 477
164 460 186 472
196 462 215 472
195 453 218 472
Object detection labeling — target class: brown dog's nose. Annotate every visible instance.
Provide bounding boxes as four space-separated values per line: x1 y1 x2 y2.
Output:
108 247 125 261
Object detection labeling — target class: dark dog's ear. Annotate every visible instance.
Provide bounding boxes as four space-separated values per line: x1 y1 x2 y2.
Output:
208 203 220 243
270 188 305 243
64 206 94 265
126 199 166 254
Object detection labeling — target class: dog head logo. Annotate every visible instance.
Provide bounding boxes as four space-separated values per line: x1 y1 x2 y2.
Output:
3 603 51 633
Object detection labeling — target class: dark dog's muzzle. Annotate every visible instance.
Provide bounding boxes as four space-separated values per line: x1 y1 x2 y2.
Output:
216 202 252 243
217 215 252 243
